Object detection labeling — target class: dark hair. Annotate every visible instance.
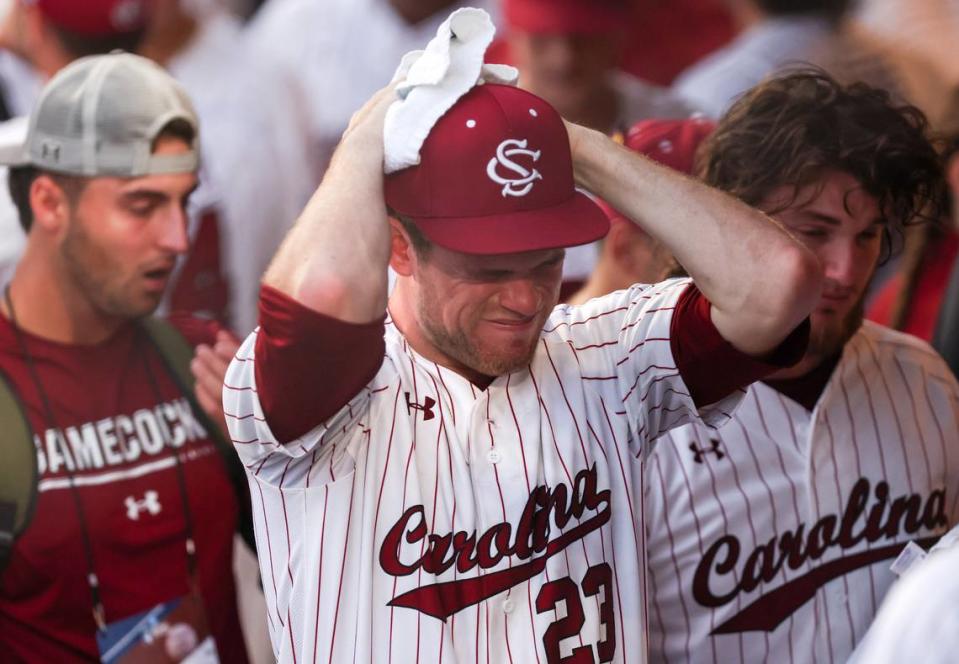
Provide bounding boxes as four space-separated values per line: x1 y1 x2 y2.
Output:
8 121 197 232
754 0 853 20
8 167 85 232
699 68 946 262
886 136 959 330
49 23 147 60
387 207 433 258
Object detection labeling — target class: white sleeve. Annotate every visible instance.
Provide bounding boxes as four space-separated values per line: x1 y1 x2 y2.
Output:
555 278 742 446
222 328 392 487
850 544 959 664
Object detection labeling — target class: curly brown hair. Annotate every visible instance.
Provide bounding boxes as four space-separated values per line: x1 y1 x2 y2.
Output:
698 68 947 261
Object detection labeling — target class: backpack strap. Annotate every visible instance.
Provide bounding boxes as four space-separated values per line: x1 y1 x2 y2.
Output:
139 318 256 552
0 368 38 569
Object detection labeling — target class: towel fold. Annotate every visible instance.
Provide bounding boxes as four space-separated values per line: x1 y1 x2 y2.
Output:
383 7 518 174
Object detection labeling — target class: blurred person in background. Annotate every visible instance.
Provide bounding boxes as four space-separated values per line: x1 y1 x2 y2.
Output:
494 0 694 134
673 0 902 118
867 136 959 343
245 0 496 191
853 0 959 136
619 0 736 86
568 116 715 305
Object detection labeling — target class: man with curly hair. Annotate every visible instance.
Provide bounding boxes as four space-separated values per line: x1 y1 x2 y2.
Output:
644 69 959 663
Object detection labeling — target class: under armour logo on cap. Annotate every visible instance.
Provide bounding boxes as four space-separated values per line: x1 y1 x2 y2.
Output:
487 138 542 197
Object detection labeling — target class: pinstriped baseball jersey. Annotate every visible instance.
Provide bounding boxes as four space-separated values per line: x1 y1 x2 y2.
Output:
644 321 959 664
224 278 743 664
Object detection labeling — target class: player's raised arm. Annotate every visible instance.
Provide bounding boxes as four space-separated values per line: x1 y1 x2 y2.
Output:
567 122 823 357
222 87 400 447
262 87 397 323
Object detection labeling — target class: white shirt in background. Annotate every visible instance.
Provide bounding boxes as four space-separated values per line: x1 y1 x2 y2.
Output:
673 15 903 118
245 0 496 186
168 7 314 335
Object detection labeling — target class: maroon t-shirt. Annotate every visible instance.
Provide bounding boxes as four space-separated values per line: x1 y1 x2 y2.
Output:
0 316 248 664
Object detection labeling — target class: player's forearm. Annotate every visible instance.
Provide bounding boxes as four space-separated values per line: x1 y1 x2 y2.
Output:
262 119 391 324
571 125 822 355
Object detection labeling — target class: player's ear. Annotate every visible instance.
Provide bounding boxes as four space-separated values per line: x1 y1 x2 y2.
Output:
388 216 415 277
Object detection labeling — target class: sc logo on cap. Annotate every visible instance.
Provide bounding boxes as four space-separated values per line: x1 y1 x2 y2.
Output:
487 139 542 197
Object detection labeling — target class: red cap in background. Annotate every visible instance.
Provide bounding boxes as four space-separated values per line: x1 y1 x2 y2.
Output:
35 0 148 37
503 0 630 35
385 84 609 255
598 117 716 224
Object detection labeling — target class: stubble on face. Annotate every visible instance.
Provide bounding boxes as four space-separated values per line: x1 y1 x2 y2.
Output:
415 274 543 379
61 210 161 321
808 297 865 361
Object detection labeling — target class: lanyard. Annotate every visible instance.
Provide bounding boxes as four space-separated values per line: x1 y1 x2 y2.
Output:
3 285 198 631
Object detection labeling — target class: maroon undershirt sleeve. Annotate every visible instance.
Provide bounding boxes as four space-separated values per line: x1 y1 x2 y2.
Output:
253 285 387 443
670 284 810 408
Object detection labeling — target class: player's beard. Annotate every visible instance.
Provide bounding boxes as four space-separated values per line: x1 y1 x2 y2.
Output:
808 297 865 361
416 280 542 379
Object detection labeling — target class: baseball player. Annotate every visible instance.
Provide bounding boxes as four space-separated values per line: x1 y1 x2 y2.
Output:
644 70 959 663
220 76 820 661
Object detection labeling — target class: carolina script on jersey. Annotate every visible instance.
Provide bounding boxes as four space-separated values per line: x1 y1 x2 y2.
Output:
379 464 612 621
695 477 948 633
33 397 209 479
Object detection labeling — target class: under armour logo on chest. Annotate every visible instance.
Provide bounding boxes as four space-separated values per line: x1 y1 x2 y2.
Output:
690 438 725 464
405 392 436 421
125 491 162 520
487 139 542 197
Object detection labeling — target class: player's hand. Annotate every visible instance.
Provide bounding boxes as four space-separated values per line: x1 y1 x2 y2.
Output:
341 84 398 147
191 330 240 438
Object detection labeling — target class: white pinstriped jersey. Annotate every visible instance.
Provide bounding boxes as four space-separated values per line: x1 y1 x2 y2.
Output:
224 278 742 664
644 321 959 664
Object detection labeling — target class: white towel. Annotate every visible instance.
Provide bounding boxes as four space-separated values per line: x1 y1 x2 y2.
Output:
383 7 518 174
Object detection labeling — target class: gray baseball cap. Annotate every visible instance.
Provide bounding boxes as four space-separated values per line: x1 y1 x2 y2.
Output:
0 52 199 177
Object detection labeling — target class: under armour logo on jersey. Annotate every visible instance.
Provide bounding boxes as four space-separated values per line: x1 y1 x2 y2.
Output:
690 438 725 463
125 491 161 520
486 139 542 197
405 392 436 421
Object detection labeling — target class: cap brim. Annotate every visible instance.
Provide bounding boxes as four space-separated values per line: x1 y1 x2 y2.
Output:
0 117 29 167
411 190 610 255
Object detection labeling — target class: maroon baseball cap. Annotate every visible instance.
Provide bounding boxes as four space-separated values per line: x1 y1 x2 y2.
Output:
35 0 148 37
385 84 609 255
503 0 630 35
598 116 715 224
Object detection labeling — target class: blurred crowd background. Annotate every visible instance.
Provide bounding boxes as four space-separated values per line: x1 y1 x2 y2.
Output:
1 0 958 660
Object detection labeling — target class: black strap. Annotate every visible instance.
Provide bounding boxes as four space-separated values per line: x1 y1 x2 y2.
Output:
139 319 256 552
0 368 36 568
